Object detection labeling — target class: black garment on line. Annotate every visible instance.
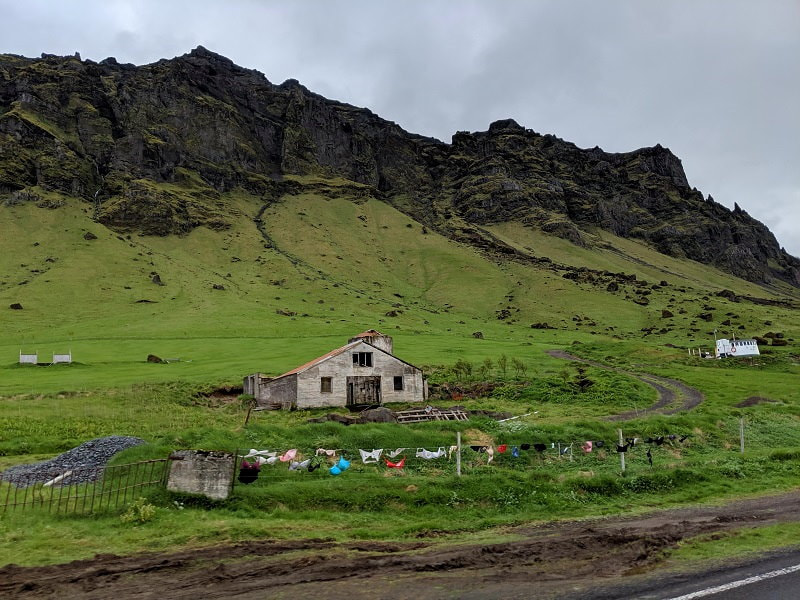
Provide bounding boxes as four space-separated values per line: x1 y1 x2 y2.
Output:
646 448 653 467
534 443 547 453
238 467 259 484
521 443 531 451
470 445 482 452
616 444 629 453
655 436 665 445
594 440 605 449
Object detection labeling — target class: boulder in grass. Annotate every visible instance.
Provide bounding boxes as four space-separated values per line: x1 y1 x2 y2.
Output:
359 407 397 424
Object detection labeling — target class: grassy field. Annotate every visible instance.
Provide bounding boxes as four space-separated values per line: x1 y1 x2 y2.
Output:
1 181 799 567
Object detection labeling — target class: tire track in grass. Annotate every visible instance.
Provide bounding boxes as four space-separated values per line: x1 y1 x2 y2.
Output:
546 349 703 420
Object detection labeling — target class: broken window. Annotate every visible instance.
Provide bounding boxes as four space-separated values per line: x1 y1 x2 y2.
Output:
320 377 332 393
393 376 404 391
352 352 373 367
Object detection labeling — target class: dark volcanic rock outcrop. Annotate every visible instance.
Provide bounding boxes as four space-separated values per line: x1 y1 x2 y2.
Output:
0 47 797 286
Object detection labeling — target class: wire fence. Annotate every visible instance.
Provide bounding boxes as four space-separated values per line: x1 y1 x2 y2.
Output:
0 459 168 514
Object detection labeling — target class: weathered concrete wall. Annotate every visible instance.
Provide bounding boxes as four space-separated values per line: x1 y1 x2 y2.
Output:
244 373 272 397
166 450 234 500
254 373 297 407
296 341 424 409
348 333 393 354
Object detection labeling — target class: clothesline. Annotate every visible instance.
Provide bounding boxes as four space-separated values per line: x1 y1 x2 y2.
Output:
237 433 691 479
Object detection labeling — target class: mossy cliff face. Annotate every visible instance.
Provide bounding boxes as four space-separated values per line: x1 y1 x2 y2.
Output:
0 47 797 285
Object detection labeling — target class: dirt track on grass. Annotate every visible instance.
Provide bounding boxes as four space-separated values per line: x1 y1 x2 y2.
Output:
3 491 800 599
546 349 704 420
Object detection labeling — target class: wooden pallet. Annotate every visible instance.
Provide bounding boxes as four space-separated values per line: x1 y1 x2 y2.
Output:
395 408 469 424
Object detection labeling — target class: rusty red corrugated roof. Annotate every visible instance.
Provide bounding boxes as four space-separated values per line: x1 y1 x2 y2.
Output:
273 341 361 380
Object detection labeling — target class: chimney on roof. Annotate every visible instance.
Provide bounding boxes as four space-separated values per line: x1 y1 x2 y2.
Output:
349 330 393 354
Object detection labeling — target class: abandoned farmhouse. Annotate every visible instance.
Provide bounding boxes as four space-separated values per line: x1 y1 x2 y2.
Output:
244 330 427 410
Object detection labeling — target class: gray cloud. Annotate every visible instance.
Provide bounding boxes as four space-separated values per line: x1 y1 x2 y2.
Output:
2 0 798 255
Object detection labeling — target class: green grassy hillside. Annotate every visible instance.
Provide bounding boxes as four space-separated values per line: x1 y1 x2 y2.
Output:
1 179 799 567
0 181 797 396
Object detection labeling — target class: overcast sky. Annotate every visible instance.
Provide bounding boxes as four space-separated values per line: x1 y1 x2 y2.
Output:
3 0 798 256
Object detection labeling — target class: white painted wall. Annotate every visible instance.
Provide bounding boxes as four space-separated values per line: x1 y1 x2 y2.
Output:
295 341 424 409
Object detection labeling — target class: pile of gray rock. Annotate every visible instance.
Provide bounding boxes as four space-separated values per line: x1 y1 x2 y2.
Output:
0 435 145 487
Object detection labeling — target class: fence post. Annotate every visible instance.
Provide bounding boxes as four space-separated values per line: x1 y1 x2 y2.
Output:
456 432 461 477
230 449 239 495
618 429 626 473
739 418 745 454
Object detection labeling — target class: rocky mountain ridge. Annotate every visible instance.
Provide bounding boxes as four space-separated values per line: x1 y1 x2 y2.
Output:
1 46 798 287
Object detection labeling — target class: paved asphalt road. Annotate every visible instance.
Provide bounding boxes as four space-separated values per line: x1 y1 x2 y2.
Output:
576 549 800 600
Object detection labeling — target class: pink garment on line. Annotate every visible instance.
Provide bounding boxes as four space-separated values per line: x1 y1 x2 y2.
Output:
280 449 297 462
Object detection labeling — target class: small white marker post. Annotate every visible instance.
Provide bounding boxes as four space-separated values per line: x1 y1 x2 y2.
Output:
456 431 462 477
618 428 626 473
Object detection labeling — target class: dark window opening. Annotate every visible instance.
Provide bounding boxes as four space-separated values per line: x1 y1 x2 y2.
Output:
320 377 332 393
393 376 404 391
352 352 373 367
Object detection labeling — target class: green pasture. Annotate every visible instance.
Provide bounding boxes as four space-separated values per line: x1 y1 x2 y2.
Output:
0 183 799 567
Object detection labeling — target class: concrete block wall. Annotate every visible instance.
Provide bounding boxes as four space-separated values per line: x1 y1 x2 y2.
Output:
166 450 235 500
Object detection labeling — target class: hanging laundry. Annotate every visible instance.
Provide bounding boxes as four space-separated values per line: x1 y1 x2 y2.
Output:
512 446 520 458
330 465 342 475
679 434 690 443
316 448 338 457
447 446 459 460
534 443 547 453
387 448 406 458
594 440 605 449
238 460 260 484
245 449 277 459
307 456 323 472
486 447 495 463
646 447 653 467
470 445 483 452
416 447 446 459
359 449 383 464
581 441 593 454
336 457 351 471
497 444 508 454
520 443 531 451
616 443 629 453
644 437 655 444
655 436 665 446
668 434 677 441
385 457 406 468
560 444 572 456
264 456 279 465
289 459 311 471
280 449 297 462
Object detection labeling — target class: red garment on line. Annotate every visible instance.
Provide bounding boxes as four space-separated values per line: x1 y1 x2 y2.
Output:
497 445 508 453
385 457 406 468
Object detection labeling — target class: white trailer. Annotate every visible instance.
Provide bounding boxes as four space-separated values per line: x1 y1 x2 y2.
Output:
715 338 760 358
